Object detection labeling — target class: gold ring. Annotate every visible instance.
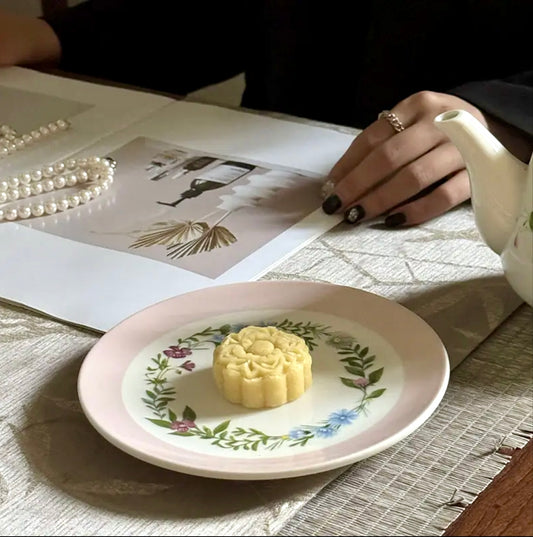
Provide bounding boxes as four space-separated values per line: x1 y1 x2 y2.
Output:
378 110 405 134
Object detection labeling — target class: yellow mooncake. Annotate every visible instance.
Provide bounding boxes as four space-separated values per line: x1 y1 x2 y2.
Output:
212 325 312 409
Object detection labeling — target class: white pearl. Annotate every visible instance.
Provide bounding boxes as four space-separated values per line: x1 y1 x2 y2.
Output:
20 173 32 185
42 179 55 192
53 162 65 174
68 195 80 207
44 201 57 214
0 147 8 157
48 122 58 133
19 185 31 198
66 174 78 187
43 165 55 178
30 183 43 196
14 138 25 149
57 198 69 211
8 189 19 201
0 192 7 203
100 181 110 191
78 170 88 183
66 159 77 170
56 119 69 130
39 126 50 136
77 158 88 167
79 190 92 203
5 208 17 221
0 180 7 192
31 203 45 217
89 185 102 197
22 134 33 144
17 206 31 219
30 130 41 140
53 176 66 189
31 170 42 182
8 176 19 188
7 143 16 153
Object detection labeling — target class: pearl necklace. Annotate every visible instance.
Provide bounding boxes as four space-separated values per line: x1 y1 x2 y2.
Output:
0 156 116 222
0 119 70 159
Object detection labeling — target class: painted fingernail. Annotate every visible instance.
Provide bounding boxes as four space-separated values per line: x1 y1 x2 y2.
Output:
384 212 406 227
344 205 366 225
321 179 335 200
322 194 342 214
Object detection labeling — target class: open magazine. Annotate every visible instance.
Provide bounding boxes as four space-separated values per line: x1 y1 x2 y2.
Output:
0 67 352 331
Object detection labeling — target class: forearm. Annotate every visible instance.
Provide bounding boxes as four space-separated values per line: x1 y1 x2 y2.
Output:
0 11 60 66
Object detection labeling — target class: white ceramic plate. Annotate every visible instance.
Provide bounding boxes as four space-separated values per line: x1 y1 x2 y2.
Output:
78 280 449 480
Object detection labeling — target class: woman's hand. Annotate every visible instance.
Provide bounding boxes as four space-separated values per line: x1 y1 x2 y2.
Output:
321 91 488 227
0 9 60 67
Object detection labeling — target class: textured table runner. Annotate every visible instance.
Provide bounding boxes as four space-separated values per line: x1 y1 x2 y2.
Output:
0 111 529 535
278 303 533 536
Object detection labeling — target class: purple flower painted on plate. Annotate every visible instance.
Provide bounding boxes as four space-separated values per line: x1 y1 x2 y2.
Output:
353 377 369 388
315 426 337 438
170 419 196 432
328 409 358 426
163 345 193 359
179 360 195 372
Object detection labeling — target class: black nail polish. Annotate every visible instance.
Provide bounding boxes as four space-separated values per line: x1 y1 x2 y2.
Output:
344 205 366 225
384 212 406 227
322 194 342 215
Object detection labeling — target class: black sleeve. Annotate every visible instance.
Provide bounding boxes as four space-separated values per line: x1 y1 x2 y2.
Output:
43 0 253 95
450 71 533 139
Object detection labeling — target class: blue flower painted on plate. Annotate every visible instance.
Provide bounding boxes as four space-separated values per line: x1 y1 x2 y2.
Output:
315 426 337 438
328 408 358 426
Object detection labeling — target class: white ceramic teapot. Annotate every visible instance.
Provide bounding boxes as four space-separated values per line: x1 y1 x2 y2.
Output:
434 109 532 306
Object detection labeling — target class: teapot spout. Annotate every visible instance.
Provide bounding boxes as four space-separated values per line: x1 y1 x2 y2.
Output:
434 110 528 254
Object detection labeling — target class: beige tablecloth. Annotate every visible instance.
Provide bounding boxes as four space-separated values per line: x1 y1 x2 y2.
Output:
0 111 530 536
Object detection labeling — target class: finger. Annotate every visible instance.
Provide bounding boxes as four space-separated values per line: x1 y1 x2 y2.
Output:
323 121 446 214
322 108 413 200
343 142 465 224
383 169 471 227
328 115 400 181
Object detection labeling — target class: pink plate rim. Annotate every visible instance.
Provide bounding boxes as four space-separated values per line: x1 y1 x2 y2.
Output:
78 280 450 480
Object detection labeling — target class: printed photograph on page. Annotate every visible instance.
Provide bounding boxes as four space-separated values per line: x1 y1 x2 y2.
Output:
21 137 323 278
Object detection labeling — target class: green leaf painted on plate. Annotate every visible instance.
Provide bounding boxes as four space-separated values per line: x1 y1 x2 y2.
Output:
340 377 357 388
368 367 384 385
146 418 173 428
213 420 230 435
182 405 196 421
344 365 365 376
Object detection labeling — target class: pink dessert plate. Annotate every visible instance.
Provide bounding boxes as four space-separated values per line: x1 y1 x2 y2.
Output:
78 280 450 480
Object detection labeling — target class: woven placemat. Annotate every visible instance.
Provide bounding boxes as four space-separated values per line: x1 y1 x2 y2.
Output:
277 304 533 536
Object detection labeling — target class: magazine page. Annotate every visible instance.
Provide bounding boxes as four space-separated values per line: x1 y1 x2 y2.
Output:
0 100 355 332
0 66 174 179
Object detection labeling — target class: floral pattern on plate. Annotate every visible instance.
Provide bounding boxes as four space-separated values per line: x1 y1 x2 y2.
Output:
142 319 386 451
